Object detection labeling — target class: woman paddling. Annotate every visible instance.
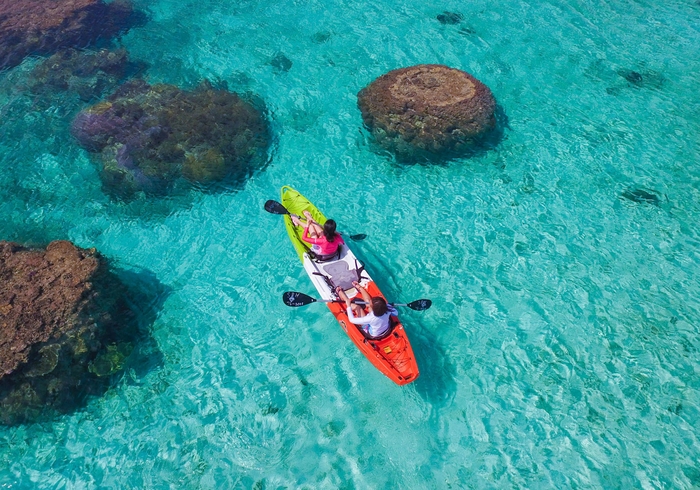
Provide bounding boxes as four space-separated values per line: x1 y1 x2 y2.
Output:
290 210 345 261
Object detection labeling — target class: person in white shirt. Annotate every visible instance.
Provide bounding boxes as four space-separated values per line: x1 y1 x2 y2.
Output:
336 281 397 338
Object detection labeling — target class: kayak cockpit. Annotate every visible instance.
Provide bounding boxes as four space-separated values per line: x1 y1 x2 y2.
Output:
302 246 369 300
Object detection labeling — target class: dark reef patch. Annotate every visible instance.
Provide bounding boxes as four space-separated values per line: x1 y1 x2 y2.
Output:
269 53 293 72
622 70 644 86
0 0 147 71
71 79 271 200
620 188 661 206
25 48 146 102
312 31 332 44
0 240 167 425
358 64 500 163
437 11 463 25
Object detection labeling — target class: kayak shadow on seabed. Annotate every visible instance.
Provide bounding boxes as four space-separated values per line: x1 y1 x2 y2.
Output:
409 319 457 410
348 247 456 402
112 266 170 379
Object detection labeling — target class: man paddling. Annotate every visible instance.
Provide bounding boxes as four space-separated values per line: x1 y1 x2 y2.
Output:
336 281 397 338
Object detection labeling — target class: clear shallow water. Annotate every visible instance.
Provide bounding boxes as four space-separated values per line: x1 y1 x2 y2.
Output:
2 0 700 487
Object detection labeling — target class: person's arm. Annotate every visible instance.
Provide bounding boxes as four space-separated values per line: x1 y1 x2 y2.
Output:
337 286 369 325
353 282 372 305
302 225 321 244
346 305 371 325
336 286 367 324
336 286 350 304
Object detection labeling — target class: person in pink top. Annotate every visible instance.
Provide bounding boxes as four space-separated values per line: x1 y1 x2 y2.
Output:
290 210 345 261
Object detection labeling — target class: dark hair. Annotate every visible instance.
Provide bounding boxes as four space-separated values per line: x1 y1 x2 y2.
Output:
371 297 388 316
323 219 338 242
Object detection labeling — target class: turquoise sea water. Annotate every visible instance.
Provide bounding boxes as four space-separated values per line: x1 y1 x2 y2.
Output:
2 0 700 487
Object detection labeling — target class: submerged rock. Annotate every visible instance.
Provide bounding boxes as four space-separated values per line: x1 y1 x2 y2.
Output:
0 240 139 425
620 188 661 205
269 52 293 72
437 11 463 25
0 0 144 71
622 70 643 86
605 67 665 94
312 31 332 44
616 68 664 89
27 48 134 101
71 80 271 199
357 64 496 161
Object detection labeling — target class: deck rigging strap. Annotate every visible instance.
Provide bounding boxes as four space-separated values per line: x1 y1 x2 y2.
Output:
306 253 341 301
365 339 408 380
312 271 338 295
354 258 369 283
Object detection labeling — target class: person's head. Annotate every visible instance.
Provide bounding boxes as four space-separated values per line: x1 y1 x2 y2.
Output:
323 219 338 241
370 296 388 316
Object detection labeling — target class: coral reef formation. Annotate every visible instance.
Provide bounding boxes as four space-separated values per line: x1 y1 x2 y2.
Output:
620 188 661 206
269 52 293 72
616 67 665 90
71 80 271 199
593 62 666 96
0 0 144 71
357 64 496 160
27 48 134 102
437 11 463 25
0 240 139 425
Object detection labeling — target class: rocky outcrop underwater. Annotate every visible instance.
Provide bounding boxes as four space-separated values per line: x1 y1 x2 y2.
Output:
0 240 163 425
358 64 499 162
25 48 141 103
71 80 272 200
0 0 145 71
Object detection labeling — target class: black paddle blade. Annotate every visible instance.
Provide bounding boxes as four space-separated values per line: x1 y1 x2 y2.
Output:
349 234 367 241
283 291 317 307
264 200 289 215
406 299 432 311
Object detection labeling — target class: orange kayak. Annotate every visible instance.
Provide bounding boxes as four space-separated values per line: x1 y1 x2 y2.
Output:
278 186 419 385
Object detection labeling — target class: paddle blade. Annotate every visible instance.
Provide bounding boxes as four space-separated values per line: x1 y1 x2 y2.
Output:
264 200 289 215
349 234 367 241
406 299 432 311
283 291 317 307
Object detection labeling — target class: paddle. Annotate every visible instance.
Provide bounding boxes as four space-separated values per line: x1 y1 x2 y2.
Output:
264 200 367 241
283 291 432 311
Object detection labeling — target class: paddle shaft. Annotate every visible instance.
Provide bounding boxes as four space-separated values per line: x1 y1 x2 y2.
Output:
293 297 412 307
283 291 431 310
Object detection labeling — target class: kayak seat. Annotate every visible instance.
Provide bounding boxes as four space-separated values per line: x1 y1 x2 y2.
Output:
310 245 341 263
322 260 357 291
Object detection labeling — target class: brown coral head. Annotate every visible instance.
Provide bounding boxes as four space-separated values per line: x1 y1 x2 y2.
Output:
0 240 149 425
357 64 498 160
182 148 227 184
73 80 271 200
0 0 145 71
388 66 478 107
